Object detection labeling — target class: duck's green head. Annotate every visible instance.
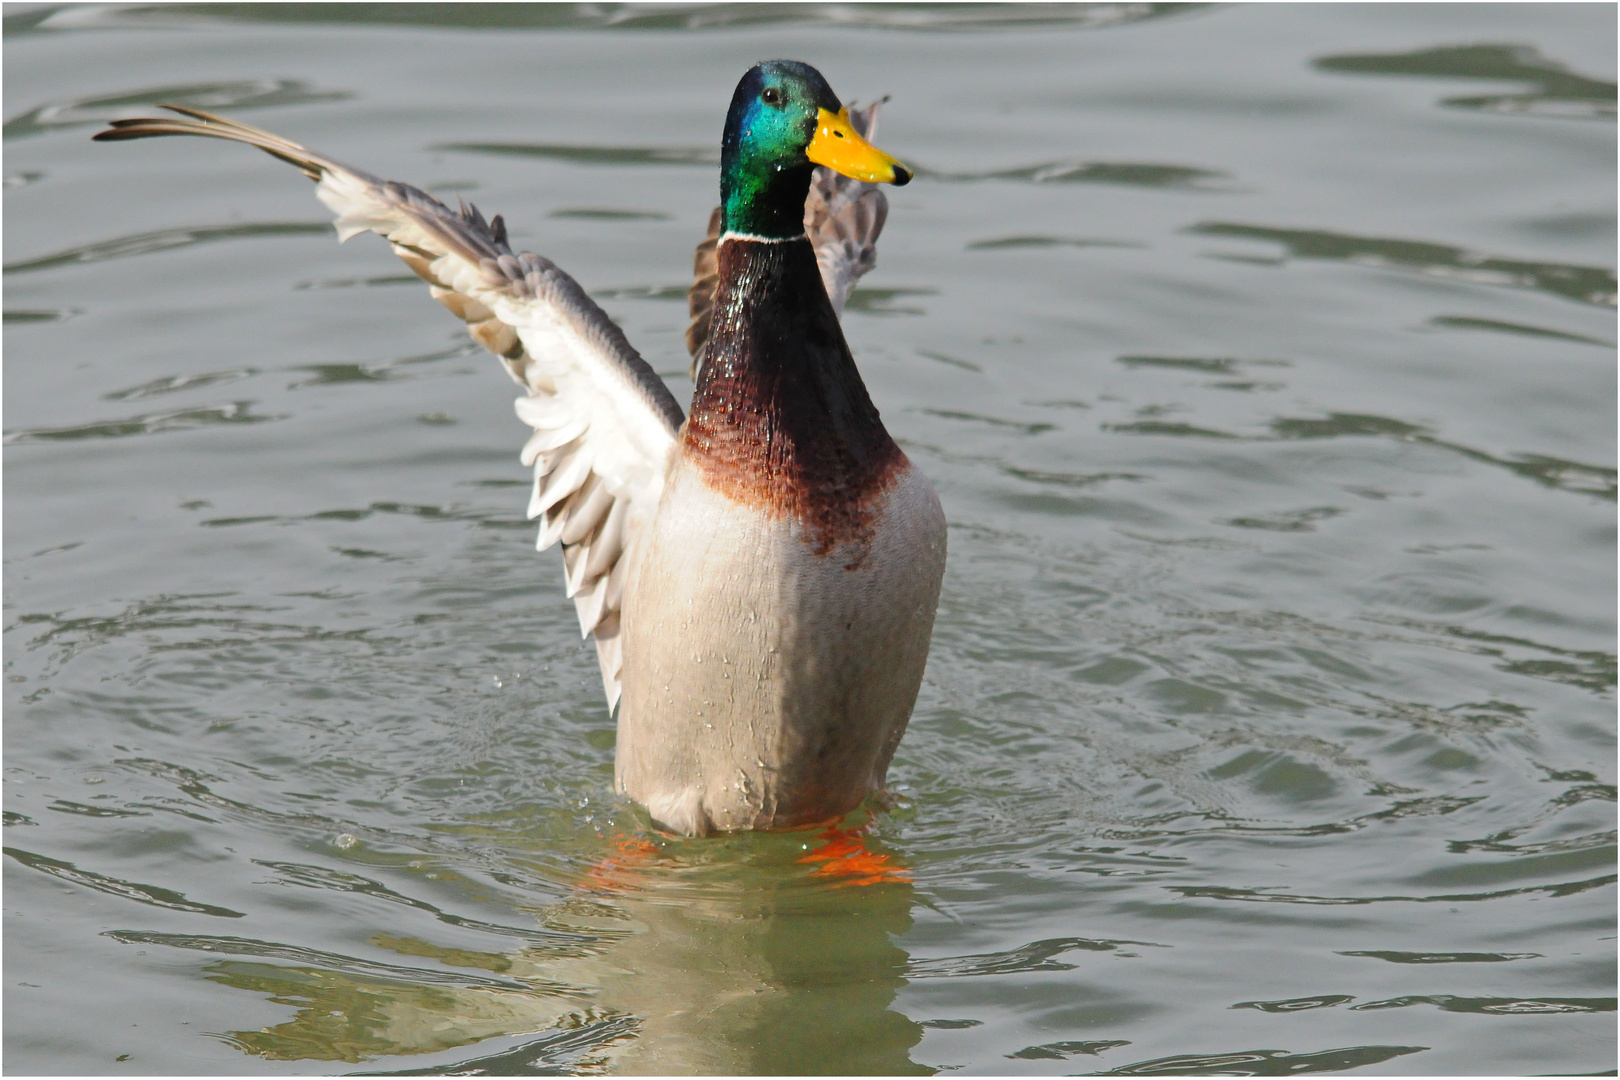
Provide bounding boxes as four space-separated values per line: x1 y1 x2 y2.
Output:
721 59 911 239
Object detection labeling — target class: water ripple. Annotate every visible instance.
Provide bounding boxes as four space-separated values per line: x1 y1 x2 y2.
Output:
1349 995 1614 1014
1429 315 1614 347
548 207 672 221
1363 619 1617 695
1170 873 1616 905
1010 1039 1132 1059
591 283 690 302
77 761 603 923
845 285 937 316
923 409 1055 435
252 860 607 949
199 499 530 532
1448 828 1616 858
927 160 1235 189
3 222 331 275
1095 1043 1428 1075
1337 950 1542 964
103 930 542 993
1314 44 1616 121
3 401 283 444
19 3 1195 35
104 369 260 401
1192 222 1617 307
3 306 79 323
3 79 349 140
906 936 1156 978
1220 506 1343 533
1232 995 1356 1012
4 846 244 917
968 235 1143 251
1106 410 1618 501
46 799 150 819
437 141 718 166
350 1016 642 1076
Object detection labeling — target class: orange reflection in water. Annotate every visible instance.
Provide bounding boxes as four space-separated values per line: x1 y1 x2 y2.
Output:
580 834 663 893
583 822 910 893
797 824 911 887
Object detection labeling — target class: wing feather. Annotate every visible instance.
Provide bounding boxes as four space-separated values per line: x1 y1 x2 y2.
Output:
94 106 682 710
584 497 628 579
535 445 596 520
560 479 615 546
575 576 611 639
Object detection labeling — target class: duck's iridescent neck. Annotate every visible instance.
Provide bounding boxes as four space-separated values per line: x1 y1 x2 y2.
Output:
719 143 814 238
684 235 902 551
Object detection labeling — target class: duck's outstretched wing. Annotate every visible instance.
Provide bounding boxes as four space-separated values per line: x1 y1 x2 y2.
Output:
94 106 685 711
685 99 892 378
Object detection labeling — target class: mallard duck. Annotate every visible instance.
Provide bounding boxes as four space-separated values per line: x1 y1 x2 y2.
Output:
94 60 946 837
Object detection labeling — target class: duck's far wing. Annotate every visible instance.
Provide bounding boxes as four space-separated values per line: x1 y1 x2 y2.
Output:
804 99 892 317
683 206 723 379
94 107 684 711
685 99 892 379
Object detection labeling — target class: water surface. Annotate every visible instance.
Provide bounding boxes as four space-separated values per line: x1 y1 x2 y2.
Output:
4 3 1615 1074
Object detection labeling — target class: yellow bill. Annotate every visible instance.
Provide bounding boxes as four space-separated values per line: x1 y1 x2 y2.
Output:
806 107 912 185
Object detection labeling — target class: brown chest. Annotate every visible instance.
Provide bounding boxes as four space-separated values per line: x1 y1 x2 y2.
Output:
681 236 904 556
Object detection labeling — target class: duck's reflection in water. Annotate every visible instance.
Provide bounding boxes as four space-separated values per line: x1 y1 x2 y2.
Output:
208 824 926 1074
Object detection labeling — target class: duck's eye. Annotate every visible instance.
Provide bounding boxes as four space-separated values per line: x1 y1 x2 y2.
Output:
761 87 781 105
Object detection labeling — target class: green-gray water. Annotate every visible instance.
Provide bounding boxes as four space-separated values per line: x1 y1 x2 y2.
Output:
5 4 1615 1074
